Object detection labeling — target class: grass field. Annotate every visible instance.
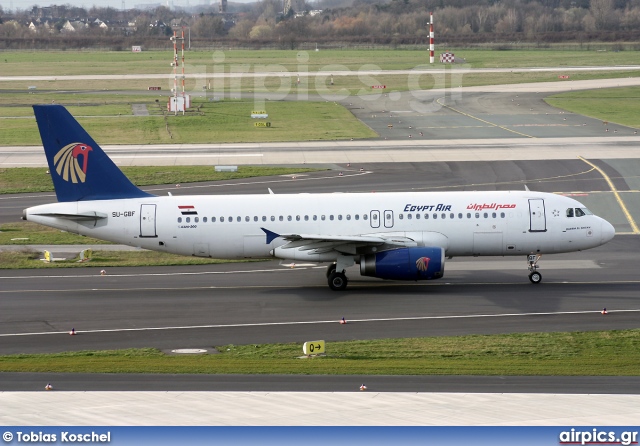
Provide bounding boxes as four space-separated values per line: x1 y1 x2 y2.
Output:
0 99 377 145
545 86 640 128
2 49 640 76
2 49 639 144
1 330 638 375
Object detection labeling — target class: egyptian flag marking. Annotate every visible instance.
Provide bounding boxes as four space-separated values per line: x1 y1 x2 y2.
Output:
179 205 198 215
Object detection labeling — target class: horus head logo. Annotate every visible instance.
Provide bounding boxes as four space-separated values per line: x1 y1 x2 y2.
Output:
53 143 93 183
415 257 430 272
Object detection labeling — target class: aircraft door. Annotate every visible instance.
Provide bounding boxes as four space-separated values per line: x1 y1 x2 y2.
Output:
140 204 157 237
384 210 394 228
528 199 547 232
370 210 380 228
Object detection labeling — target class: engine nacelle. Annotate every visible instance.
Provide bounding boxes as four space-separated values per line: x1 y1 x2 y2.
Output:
360 247 445 281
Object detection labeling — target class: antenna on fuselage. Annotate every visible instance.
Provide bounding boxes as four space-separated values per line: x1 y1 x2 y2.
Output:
524 184 530 191
268 188 274 195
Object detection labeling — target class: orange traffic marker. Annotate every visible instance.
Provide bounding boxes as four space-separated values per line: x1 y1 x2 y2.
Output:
340 317 347 325
338 172 343 176
360 384 367 391
69 328 76 336
45 383 52 391
601 308 607 315
100 270 106 276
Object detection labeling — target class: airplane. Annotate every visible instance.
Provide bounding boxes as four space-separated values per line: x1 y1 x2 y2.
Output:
24 104 616 290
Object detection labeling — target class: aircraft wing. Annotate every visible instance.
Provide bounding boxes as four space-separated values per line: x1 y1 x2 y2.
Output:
261 228 418 255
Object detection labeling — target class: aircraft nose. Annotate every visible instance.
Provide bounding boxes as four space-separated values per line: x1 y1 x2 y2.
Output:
601 219 615 243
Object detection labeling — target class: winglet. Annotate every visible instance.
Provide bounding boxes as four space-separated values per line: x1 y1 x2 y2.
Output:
33 105 153 202
261 227 280 244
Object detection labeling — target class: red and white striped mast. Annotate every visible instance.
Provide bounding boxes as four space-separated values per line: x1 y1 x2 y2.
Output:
181 27 185 115
429 12 434 64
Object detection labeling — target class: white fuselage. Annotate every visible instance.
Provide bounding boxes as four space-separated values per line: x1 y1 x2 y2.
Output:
26 190 614 261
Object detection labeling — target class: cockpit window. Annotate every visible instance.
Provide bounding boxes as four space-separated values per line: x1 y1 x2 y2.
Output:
582 207 593 215
575 208 586 217
566 208 574 218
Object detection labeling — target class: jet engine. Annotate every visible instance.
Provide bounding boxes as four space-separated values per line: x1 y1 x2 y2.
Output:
360 247 445 281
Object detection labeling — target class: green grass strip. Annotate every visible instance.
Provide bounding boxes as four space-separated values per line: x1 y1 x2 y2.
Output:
0 165 322 195
545 86 640 128
1 330 639 375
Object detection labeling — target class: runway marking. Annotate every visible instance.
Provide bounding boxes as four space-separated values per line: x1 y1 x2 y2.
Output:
2 308 640 338
578 156 640 234
436 97 536 139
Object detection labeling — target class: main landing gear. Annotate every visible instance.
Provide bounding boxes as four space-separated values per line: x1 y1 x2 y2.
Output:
328 270 348 291
527 254 542 284
326 256 354 291
327 262 348 290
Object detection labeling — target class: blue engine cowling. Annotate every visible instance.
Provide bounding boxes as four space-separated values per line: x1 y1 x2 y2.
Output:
360 247 445 281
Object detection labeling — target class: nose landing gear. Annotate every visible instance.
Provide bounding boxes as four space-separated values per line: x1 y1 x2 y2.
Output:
527 254 542 284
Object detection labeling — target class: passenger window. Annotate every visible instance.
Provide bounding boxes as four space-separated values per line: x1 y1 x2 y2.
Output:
245 216 250 222
467 213 471 218
441 213 446 219
492 212 496 218
338 215 343 220
178 217 182 223
566 208 574 218
372 214 378 220
212 217 216 222
363 214 368 220
458 213 462 219
237 217 241 222
483 213 488 218
330 215 334 221
313 215 317 221
416 214 420 219
295 215 300 221
424 214 429 219
195 217 199 223
271 216 275 221
203 217 207 223
346 215 351 220
186 217 191 223
279 216 283 221
450 213 454 219
355 214 359 220
433 214 437 219
262 216 267 222
321 215 326 221
407 214 412 220
399 214 404 220
288 216 292 221
475 213 480 218
500 212 505 218
254 216 258 222
220 217 224 222
304 215 309 221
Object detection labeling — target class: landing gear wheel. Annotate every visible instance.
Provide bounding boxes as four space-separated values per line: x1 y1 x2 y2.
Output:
529 271 542 284
328 271 348 291
326 263 337 278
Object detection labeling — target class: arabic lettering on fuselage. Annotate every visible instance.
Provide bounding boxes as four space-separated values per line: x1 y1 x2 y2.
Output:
404 204 452 212
466 203 517 211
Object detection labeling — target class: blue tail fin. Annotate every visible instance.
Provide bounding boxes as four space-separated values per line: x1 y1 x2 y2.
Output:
33 105 153 202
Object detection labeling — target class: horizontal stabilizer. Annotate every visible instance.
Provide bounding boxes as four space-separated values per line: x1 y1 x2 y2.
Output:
31 211 108 221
